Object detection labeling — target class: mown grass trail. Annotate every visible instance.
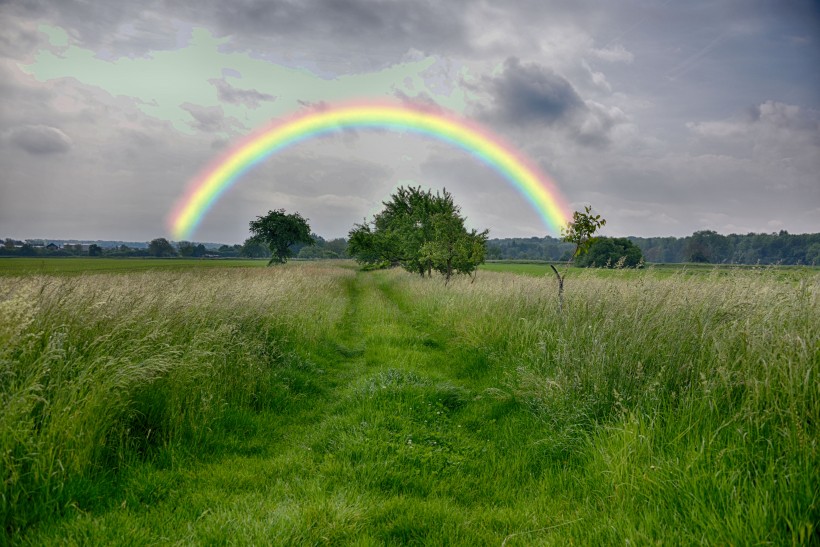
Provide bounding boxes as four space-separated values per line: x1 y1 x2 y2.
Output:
16 270 580 545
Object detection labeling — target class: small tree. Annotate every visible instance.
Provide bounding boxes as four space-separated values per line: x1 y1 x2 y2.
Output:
550 206 606 312
240 238 270 258
248 209 315 265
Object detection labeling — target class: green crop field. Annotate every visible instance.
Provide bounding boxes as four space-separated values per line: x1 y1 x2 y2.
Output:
2 262 818 544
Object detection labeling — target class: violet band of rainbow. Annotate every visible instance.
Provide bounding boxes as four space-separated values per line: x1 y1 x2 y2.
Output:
169 103 571 240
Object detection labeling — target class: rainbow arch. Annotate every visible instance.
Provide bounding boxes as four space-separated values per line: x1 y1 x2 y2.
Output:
169 102 571 240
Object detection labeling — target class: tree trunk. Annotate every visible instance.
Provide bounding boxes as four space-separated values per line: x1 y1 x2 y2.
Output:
550 264 564 313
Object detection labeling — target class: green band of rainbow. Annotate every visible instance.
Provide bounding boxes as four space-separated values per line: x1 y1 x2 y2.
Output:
169 102 571 240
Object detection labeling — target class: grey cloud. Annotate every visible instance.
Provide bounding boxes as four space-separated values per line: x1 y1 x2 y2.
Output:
472 57 626 147
193 0 469 58
478 57 584 126
689 100 820 152
573 101 629 147
180 103 244 133
8 124 72 154
748 100 819 134
590 44 634 63
8 0 471 71
208 78 276 109
0 12 45 60
393 89 443 112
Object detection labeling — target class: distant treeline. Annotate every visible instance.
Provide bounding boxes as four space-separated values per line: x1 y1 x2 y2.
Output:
1 235 349 259
6 230 820 265
487 230 820 265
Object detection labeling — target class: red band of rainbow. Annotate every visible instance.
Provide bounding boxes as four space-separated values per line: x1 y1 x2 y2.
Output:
169 102 571 240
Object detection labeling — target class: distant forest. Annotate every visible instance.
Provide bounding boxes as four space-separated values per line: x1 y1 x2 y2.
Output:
4 230 819 265
487 230 820 265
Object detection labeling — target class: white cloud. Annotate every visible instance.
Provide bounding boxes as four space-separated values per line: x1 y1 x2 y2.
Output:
591 43 634 63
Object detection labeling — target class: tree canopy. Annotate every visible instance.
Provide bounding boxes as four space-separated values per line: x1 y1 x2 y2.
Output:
348 186 488 281
148 237 176 257
575 237 644 268
248 209 314 265
561 205 607 258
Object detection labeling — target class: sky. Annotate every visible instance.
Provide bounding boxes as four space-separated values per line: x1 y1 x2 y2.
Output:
1 0 818 243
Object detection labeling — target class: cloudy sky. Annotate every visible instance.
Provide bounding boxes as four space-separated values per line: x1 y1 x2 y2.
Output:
1 0 818 242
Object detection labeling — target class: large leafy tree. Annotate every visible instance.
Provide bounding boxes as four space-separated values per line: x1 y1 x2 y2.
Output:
348 186 488 280
248 209 314 265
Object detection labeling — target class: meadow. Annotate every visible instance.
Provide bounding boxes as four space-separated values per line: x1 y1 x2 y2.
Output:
1 259 817 545
0 257 267 276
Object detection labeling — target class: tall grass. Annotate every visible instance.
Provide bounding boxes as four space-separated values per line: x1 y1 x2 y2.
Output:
1 264 351 537
3 263 817 544
399 267 819 543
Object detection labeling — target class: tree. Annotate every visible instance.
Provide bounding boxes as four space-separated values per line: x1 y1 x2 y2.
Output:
192 243 207 257
550 206 606 312
177 241 195 257
148 238 177 257
240 238 270 258
347 186 488 280
324 238 348 257
419 212 488 284
88 244 103 257
248 209 314 265
685 230 728 263
575 237 643 268
347 222 389 268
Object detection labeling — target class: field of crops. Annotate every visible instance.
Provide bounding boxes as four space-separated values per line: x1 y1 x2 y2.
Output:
2 259 818 544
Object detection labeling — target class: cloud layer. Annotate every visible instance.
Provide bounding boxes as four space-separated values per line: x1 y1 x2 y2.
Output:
1 1 818 241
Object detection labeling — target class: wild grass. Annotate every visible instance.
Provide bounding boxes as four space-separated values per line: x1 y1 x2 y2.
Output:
3 262 818 544
405 267 819 543
1 263 351 538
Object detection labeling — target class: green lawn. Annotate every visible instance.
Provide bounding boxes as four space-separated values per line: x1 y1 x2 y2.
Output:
3 263 818 544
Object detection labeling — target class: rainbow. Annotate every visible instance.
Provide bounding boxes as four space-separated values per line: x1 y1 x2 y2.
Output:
169 102 571 240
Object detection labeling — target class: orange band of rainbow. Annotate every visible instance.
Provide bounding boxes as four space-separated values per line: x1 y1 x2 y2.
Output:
169 102 571 240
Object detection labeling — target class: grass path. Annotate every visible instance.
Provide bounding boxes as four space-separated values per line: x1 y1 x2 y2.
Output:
20 270 580 545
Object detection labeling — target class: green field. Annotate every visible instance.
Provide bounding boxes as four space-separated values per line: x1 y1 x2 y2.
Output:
481 260 820 280
0 257 269 276
2 261 818 544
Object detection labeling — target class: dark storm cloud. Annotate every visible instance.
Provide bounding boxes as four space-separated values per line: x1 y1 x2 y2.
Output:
8 124 72 154
472 58 626 147
478 57 584 125
208 78 276 109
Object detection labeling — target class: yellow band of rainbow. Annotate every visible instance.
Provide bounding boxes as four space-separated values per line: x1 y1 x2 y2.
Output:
169 102 571 240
